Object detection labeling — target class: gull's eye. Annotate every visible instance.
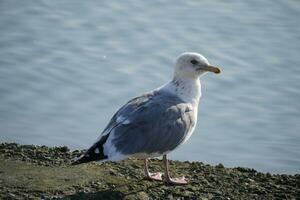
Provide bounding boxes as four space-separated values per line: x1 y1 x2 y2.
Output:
190 59 198 65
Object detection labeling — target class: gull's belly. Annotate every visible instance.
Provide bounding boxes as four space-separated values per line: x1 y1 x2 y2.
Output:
181 106 198 144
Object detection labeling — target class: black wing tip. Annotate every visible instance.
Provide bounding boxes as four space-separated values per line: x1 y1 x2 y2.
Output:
71 154 92 165
71 152 108 166
71 155 85 165
71 134 110 166
71 159 82 165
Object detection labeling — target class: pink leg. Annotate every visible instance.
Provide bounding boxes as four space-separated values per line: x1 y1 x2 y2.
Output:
144 158 163 181
163 154 188 185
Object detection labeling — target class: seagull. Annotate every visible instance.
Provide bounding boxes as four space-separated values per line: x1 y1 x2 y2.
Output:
72 52 221 185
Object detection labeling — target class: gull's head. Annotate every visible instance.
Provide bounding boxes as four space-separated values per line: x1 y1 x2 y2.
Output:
174 52 221 79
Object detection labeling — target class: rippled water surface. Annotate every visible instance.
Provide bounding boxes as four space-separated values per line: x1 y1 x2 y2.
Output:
1 0 300 174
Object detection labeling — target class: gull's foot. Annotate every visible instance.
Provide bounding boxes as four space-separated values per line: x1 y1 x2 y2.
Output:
146 172 163 181
165 176 188 185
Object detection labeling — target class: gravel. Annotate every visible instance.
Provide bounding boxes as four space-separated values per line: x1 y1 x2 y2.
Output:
0 143 299 200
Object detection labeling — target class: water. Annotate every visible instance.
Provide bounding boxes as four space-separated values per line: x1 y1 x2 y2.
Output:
0 0 300 174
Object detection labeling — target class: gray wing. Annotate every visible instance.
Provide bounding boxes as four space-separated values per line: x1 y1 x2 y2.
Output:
101 92 153 137
104 90 195 156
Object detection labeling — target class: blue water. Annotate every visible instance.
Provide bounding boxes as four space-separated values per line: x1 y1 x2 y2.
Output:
0 0 300 174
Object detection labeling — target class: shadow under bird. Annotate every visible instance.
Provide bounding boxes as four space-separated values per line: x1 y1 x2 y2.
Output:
72 52 221 185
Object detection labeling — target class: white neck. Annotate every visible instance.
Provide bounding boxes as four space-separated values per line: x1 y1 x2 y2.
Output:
160 75 201 105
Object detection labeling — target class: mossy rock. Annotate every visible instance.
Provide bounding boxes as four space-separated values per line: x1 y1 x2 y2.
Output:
0 143 299 199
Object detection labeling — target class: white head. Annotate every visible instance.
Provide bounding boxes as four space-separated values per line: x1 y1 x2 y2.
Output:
174 52 221 79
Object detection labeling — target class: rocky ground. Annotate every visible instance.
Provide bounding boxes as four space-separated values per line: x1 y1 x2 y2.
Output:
0 143 299 200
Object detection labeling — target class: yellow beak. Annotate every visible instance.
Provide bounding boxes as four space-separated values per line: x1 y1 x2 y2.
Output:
202 65 221 74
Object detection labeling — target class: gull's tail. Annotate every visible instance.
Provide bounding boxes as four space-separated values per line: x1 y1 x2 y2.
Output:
71 134 109 165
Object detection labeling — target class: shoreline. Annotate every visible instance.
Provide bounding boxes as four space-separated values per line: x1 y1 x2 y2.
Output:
0 142 299 199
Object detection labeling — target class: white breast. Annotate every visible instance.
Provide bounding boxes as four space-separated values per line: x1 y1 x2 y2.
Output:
182 110 198 144
160 76 201 144
160 76 201 105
